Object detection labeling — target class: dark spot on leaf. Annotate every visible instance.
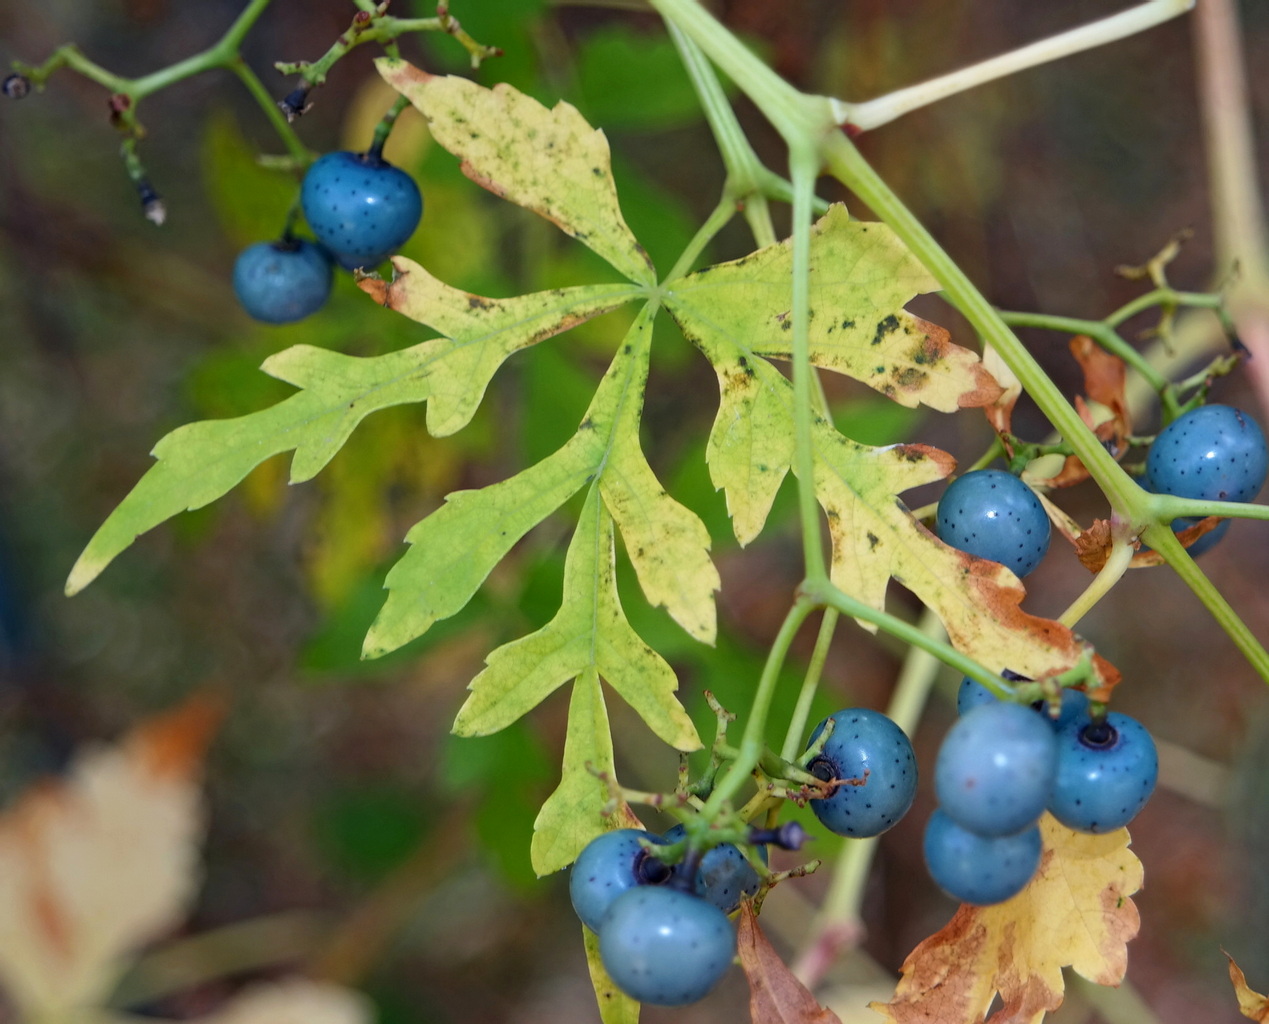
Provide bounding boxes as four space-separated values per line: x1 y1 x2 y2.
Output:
842 318 856 330
871 314 900 346
867 532 879 550
893 366 927 388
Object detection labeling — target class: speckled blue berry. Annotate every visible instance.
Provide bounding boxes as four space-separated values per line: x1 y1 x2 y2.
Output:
232 240 332 323
663 824 765 913
936 701 1057 837
936 469 1051 577
923 809 1042 905
1049 712 1158 834
300 151 423 270
807 709 918 838
598 886 736 1006
569 829 670 933
1146 405 1268 504
956 676 997 716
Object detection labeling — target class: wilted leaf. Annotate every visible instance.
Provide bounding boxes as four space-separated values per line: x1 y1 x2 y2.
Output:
0 695 222 1019
1048 337 1131 488
737 904 843 1024
871 816 1142 1024
667 205 1001 416
584 923 641 1024
981 343 1022 442
208 979 373 1024
1225 951 1269 1022
378 59 656 285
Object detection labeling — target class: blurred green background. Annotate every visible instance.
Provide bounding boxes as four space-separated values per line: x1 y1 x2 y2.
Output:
0 1 1268 1022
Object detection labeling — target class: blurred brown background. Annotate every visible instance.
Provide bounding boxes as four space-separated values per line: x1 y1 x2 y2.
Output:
0 1 1267 1022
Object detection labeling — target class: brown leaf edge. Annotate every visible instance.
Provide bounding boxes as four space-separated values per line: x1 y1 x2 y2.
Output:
737 904 843 1024
1225 950 1269 1022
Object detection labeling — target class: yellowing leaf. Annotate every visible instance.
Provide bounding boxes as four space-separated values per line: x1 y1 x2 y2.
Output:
360 261 639 437
1227 952 1269 1022
377 59 656 285
872 816 1143 1024
208 979 373 1024
598 309 719 644
583 923 641 1024
667 205 1001 414
737 904 843 1024
0 695 222 1019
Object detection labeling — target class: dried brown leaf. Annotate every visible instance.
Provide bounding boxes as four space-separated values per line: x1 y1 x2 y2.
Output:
738 904 843 1024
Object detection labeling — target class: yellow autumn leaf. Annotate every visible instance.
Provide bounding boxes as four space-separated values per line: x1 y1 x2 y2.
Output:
0 695 222 1019
871 815 1142 1024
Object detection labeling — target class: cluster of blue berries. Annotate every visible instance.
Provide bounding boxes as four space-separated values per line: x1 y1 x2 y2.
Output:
927 679 1158 905
568 826 764 1006
232 150 423 324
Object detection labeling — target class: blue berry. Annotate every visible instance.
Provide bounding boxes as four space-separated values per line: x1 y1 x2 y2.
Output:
1145 405 1268 504
569 829 670 933
936 469 1051 577
232 240 332 323
598 886 736 1006
807 709 917 838
1036 688 1091 731
958 677 1090 733
923 809 1042 905
663 824 764 913
935 701 1057 837
956 676 997 716
1049 713 1158 834
300 151 423 270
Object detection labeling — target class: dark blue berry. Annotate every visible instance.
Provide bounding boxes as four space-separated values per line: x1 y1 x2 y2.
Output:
1146 404 1268 503
806 709 917 838
956 676 997 716
1049 712 1158 833
232 240 333 324
936 469 1051 577
663 824 765 913
300 151 423 270
569 829 670 933
598 886 736 1006
923 809 1042 905
935 701 1057 837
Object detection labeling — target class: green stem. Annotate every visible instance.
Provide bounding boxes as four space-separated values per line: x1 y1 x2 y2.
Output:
1059 537 1136 628
226 59 309 163
131 0 274 97
1150 495 1269 522
790 150 828 583
702 598 816 817
780 609 839 761
1104 287 1223 329
805 579 1013 699
794 607 945 986
664 198 735 283
997 310 1170 396
1141 521 1269 678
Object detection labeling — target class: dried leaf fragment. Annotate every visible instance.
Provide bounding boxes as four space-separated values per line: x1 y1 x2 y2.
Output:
738 904 843 1024
1226 951 1269 1022
0 694 222 1019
